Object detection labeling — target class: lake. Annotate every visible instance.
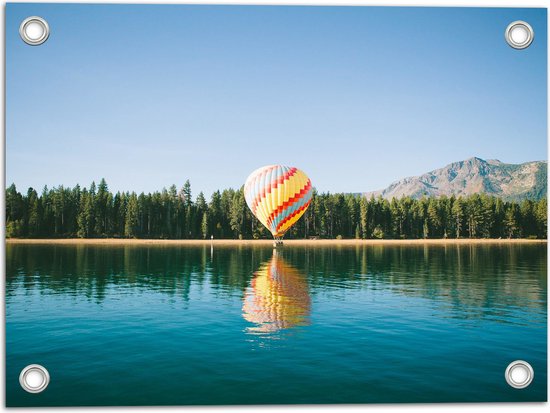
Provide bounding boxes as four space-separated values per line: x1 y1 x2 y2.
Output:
5 242 547 406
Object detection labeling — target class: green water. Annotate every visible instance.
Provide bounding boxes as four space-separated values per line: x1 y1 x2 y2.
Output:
5 243 547 406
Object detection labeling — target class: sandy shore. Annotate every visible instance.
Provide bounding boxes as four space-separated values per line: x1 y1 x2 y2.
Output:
5 238 547 246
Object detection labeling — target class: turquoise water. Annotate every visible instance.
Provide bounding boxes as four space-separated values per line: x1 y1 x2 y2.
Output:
6 243 547 406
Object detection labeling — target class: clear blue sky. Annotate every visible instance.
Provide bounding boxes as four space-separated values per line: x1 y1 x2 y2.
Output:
6 4 547 197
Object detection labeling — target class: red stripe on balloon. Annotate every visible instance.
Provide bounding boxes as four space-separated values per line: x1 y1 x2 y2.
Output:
266 179 312 229
274 199 312 236
251 167 298 214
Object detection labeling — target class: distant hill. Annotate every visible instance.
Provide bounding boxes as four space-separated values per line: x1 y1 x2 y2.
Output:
364 157 547 201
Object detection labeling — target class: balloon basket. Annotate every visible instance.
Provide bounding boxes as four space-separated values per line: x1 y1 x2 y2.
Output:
273 238 284 248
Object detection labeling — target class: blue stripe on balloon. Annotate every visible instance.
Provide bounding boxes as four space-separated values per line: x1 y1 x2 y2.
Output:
270 187 312 232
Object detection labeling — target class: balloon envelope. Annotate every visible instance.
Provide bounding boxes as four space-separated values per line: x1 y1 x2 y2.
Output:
244 165 312 238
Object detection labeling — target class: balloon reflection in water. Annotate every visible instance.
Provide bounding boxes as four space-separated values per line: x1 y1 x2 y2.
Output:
243 253 311 334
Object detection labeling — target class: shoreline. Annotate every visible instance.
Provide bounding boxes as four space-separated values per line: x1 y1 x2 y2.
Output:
5 238 547 246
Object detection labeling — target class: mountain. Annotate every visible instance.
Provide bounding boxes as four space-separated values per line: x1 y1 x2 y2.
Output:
364 157 547 201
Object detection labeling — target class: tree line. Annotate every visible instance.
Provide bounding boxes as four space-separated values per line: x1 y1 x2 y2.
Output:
5 179 547 239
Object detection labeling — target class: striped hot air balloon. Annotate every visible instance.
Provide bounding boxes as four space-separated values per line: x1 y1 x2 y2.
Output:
244 165 313 241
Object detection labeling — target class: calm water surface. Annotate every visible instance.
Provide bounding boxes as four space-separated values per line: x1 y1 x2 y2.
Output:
6 243 547 406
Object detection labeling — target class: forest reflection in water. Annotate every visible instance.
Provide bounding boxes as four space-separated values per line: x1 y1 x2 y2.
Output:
6 242 546 328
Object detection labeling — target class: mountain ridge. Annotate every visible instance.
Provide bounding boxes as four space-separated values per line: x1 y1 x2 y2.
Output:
364 157 547 201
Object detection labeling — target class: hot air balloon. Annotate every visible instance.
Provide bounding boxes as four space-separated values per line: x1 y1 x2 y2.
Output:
244 165 312 246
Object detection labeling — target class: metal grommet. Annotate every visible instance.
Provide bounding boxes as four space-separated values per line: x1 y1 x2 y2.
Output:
505 360 534 389
19 16 50 46
19 364 50 393
505 21 534 50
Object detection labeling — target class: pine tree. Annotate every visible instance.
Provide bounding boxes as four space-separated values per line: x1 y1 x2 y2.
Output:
504 204 519 238
52 185 66 235
209 190 223 238
27 188 41 237
229 188 245 238
6 183 24 237
359 196 368 239
390 198 402 238
94 178 109 236
534 199 547 238
480 195 495 238
466 195 484 238
520 200 536 237
493 198 505 237
77 189 93 238
201 212 209 239
182 180 192 208
427 198 441 238
125 193 139 238
452 197 464 238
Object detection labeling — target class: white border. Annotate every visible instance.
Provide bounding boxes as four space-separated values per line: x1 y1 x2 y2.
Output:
1 1 548 412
